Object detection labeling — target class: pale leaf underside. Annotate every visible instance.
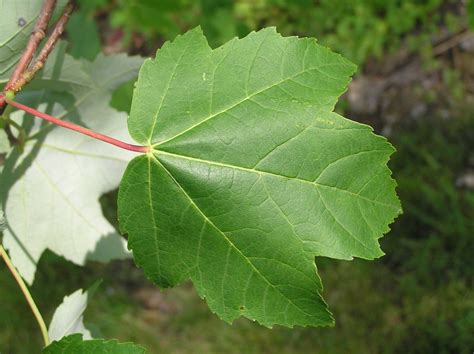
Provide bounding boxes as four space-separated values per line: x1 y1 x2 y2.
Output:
1 52 142 284
48 288 93 342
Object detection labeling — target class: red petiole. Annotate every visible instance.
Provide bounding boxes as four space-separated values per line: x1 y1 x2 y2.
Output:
1 95 149 153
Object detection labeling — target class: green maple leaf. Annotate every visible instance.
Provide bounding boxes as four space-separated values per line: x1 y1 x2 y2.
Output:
118 27 401 327
0 51 142 284
43 334 146 354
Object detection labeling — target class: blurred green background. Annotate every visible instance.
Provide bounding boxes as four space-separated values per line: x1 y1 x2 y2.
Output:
1 0 473 353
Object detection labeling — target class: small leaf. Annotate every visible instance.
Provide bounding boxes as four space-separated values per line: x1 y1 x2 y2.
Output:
43 334 146 354
118 27 401 327
48 285 99 342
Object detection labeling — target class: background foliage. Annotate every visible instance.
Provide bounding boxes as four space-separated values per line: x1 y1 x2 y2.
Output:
1 0 473 353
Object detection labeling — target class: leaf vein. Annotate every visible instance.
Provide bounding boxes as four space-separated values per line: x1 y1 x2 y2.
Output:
150 155 316 319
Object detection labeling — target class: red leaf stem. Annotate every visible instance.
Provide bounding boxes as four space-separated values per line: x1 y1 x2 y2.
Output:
2 96 149 153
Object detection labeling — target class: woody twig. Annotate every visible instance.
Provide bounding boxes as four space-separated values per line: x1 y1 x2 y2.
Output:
7 2 75 94
0 0 75 145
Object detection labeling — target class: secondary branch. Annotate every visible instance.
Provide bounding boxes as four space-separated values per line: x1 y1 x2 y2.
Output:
4 0 57 93
0 244 50 346
8 2 75 94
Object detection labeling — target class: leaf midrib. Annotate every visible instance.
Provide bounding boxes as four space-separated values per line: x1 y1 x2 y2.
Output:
153 149 399 210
